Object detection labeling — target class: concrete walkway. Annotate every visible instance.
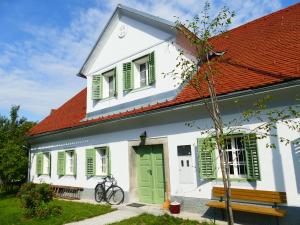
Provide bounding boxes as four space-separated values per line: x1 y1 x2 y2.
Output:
65 201 230 225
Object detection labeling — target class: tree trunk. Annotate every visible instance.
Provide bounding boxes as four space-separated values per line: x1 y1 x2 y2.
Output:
207 77 234 225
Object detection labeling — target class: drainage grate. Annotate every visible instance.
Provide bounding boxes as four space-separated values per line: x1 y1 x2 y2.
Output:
127 203 145 208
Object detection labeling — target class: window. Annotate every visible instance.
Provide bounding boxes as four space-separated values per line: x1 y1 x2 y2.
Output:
85 147 110 177
92 68 117 100
223 136 247 178
43 153 50 175
108 75 114 97
197 134 260 180
66 151 75 175
96 147 108 175
139 62 148 87
57 150 76 176
36 152 51 176
103 69 116 98
133 56 149 89
123 51 155 91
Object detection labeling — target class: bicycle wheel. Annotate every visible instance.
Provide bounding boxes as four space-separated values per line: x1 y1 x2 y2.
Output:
106 185 124 205
95 184 105 203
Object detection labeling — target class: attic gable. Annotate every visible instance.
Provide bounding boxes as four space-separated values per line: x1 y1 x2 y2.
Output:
78 4 176 78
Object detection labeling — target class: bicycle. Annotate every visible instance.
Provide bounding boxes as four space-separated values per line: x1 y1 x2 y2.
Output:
94 175 125 205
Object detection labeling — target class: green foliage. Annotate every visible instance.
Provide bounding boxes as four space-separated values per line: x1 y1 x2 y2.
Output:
19 183 58 218
0 194 114 225
0 105 35 188
109 213 215 225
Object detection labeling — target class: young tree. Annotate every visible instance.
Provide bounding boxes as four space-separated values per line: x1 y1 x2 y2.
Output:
167 2 299 225
0 106 35 190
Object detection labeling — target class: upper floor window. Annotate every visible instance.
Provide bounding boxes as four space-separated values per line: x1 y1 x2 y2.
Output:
92 68 117 100
123 51 155 91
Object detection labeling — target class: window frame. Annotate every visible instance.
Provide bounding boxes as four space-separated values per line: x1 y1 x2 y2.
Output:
102 69 116 99
95 147 108 176
65 150 75 176
131 53 153 90
221 136 247 179
42 152 51 175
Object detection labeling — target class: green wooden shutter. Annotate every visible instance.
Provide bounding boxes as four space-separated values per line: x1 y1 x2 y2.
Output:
244 133 261 180
123 62 133 91
73 151 77 176
36 153 43 175
106 146 111 176
148 51 155 85
48 153 51 176
57 151 66 176
92 75 103 100
197 137 217 179
86 149 96 176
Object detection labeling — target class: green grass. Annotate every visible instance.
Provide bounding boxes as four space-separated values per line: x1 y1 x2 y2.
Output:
0 193 114 225
109 213 215 225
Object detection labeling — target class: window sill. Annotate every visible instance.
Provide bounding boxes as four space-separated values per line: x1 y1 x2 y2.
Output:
129 85 153 93
215 178 254 182
64 174 76 177
94 96 117 103
86 174 108 178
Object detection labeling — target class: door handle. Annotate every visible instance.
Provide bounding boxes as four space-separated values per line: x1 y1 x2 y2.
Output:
147 169 152 175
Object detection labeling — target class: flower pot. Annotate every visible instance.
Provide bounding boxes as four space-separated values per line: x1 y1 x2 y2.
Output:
169 201 181 214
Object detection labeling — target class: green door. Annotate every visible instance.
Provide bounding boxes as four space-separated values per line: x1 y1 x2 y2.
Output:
136 144 165 204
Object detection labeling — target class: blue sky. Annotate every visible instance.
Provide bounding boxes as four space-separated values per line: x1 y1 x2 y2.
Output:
0 0 298 122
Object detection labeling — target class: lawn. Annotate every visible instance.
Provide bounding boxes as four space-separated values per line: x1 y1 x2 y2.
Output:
0 192 114 225
109 213 215 225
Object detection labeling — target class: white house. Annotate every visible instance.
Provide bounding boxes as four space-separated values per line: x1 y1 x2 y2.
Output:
28 4 300 224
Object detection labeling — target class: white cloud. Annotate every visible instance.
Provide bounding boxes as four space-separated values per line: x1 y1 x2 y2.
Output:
0 0 283 120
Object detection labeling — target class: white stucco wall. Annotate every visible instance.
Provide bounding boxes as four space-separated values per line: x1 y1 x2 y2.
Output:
84 14 185 116
29 101 300 207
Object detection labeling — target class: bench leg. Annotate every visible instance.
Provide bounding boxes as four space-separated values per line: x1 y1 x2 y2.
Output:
213 208 216 224
275 217 280 225
221 208 225 220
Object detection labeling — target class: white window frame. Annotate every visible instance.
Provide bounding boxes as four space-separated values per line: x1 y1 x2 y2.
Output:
133 56 149 89
42 153 50 175
102 70 115 99
217 136 248 179
96 147 108 176
65 150 75 175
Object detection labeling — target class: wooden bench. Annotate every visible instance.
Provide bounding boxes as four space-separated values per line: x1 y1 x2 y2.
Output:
206 187 287 224
51 185 83 200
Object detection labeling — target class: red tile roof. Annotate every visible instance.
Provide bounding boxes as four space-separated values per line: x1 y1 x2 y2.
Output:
29 3 300 136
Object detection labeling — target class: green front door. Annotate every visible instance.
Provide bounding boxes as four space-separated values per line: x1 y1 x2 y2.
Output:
136 144 165 204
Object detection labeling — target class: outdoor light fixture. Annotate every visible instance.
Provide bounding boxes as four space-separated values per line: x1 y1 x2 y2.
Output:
139 131 147 145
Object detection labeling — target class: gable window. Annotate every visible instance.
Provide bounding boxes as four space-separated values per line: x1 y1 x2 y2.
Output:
85 147 111 177
36 152 51 176
123 51 155 91
139 62 148 88
197 133 260 181
92 68 117 100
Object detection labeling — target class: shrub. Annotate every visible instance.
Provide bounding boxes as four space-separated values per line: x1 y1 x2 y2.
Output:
19 182 61 218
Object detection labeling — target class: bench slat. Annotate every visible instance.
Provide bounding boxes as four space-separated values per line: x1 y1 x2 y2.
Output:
206 201 286 217
213 187 286 203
